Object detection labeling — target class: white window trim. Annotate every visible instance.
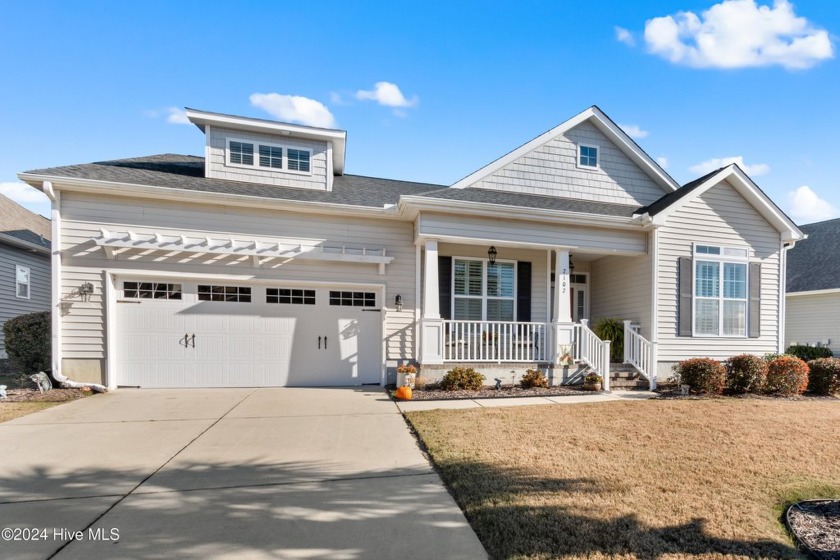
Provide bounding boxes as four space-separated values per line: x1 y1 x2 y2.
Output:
691 244 750 338
15 265 30 299
225 137 313 176
569 272 589 322
451 256 517 322
576 143 600 170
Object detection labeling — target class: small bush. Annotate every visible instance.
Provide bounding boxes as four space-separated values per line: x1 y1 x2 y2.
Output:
785 345 833 362
520 369 548 389
3 311 51 376
592 318 624 361
672 357 726 395
413 375 429 390
765 356 809 396
806 358 840 395
726 354 768 393
439 367 485 391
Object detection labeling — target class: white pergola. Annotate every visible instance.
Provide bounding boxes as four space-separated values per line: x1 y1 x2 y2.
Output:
94 229 394 273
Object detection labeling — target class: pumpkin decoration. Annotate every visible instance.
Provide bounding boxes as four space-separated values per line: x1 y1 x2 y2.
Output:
395 386 413 400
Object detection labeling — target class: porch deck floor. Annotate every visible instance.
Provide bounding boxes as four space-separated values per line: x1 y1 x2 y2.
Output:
395 390 657 412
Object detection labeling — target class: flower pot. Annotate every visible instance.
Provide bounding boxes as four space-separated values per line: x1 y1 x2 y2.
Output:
582 382 602 392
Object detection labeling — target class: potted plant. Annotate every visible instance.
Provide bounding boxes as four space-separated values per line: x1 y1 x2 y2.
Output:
582 372 602 391
397 363 417 389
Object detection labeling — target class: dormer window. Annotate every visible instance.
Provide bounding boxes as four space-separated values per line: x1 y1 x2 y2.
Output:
577 144 599 169
259 145 282 169
226 138 311 175
288 148 311 172
229 141 254 166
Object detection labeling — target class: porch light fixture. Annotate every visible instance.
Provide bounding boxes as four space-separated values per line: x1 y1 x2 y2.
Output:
487 246 498 265
395 294 403 312
78 282 94 302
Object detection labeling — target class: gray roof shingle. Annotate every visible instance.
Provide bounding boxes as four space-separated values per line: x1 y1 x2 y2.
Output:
24 154 447 208
0 194 51 250
786 218 840 292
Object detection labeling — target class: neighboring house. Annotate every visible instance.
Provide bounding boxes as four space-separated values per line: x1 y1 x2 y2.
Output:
18 106 804 390
0 194 51 368
785 217 840 356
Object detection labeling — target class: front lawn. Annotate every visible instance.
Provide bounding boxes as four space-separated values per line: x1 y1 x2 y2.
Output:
0 402 62 423
406 400 840 559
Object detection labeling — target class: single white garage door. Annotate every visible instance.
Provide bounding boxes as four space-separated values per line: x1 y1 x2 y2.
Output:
115 280 382 387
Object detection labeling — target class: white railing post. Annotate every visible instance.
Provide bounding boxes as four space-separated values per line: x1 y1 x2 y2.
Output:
603 340 611 391
623 320 633 364
650 341 658 390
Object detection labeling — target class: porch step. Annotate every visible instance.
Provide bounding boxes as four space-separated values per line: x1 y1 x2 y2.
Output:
609 378 651 389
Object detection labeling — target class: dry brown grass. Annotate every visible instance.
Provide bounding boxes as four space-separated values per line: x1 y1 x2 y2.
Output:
406 399 840 559
0 402 61 423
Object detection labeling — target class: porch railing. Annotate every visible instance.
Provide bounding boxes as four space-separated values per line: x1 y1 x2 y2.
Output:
623 321 657 390
442 320 549 362
574 320 611 391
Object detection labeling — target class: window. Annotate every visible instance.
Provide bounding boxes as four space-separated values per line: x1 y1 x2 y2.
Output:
267 288 315 305
15 265 30 299
229 141 254 165
288 148 310 172
259 145 282 169
577 144 599 169
694 245 748 336
123 282 182 300
453 259 515 321
329 291 376 307
198 285 251 302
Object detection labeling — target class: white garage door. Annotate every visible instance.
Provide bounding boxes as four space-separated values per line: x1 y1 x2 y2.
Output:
115 280 382 387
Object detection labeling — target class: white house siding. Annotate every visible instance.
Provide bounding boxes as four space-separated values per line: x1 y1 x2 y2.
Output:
656 180 781 375
437 243 548 323
0 245 51 359
472 121 668 206
590 247 653 338
206 126 328 190
58 192 417 384
785 293 840 356
417 213 648 256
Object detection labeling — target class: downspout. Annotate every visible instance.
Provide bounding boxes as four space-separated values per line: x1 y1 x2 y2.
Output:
42 182 107 393
778 240 793 355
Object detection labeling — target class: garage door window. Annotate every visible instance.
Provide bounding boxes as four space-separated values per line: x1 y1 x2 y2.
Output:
329 291 376 307
267 288 315 305
198 285 252 302
123 282 182 300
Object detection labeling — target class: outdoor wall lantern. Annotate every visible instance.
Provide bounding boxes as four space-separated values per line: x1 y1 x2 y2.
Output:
395 294 403 312
79 282 95 302
487 245 498 265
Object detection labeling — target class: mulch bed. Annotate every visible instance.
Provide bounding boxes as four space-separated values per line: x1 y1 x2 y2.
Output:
0 388 91 403
395 384 599 401
787 500 840 559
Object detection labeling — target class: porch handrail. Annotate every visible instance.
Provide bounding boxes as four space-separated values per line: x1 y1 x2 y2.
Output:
623 320 657 390
442 320 548 363
574 320 611 391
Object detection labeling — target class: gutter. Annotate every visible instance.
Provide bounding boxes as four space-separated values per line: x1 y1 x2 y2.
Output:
0 233 50 254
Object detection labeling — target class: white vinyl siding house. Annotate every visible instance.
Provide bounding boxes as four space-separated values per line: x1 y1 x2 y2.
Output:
786 293 840 356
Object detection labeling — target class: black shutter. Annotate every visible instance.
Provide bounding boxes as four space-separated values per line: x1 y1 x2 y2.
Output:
517 261 532 322
438 256 452 320
748 262 761 338
678 256 693 337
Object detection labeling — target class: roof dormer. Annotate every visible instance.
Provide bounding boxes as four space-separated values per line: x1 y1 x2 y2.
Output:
186 108 347 191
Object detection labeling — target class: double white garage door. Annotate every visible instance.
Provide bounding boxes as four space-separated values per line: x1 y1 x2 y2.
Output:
115 280 382 387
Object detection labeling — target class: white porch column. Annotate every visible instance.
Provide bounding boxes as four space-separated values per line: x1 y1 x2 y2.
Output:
421 239 444 364
552 249 574 364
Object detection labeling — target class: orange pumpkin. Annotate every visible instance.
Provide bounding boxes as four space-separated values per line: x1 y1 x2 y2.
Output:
395 386 413 400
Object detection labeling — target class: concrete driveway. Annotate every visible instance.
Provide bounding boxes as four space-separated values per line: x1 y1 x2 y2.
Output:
0 388 486 559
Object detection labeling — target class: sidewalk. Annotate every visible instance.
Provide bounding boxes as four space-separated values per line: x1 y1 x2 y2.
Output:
396 390 658 412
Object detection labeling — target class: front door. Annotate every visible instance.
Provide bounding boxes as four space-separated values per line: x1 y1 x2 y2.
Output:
570 274 588 323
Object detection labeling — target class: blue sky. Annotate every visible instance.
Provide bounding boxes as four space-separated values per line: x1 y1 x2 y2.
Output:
1 1 838 224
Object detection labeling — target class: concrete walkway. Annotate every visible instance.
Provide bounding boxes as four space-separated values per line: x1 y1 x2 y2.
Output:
396 390 658 412
0 388 486 559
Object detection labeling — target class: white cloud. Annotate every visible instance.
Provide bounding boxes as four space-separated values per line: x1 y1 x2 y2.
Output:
644 0 833 70
250 93 337 128
0 182 49 204
689 156 769 177
165 107 190 125
787 185 840 223
619 123 648 139
656 156 669 169
615 26 636 47
355 82 418 108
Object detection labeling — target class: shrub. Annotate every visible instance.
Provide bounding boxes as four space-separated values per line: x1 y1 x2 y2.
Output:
806 358 840 395
592 318 624 361
672 357 726 395
3 311 51 376
413 375 429 390
726 354 768 393
785 345 833 362
765 356 809 396
439 367 485 391
520 369 548 389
